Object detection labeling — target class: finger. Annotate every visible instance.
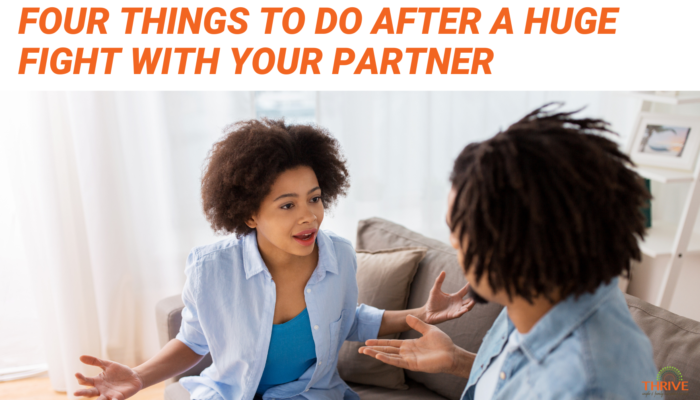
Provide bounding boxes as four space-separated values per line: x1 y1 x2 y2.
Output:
360 348 409 366
359 346 400 355
464 299 476 311
457 282 470 298
80 355 110 370
75 372 95 386
74 388 99 397
374 353 411 369
453 307 469 319
364 339 405 347
406 314 432 335
97 395 109 400
454 300 475 318
431 271 446 294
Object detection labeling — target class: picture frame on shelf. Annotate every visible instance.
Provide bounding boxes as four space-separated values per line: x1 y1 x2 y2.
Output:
629 113 700 172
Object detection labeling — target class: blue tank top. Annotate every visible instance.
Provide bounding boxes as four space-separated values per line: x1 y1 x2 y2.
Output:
256 308 317 395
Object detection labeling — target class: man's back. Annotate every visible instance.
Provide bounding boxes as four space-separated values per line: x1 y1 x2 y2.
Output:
463 279 658 400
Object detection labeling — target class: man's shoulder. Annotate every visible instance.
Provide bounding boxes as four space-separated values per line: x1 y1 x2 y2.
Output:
531 292 657 398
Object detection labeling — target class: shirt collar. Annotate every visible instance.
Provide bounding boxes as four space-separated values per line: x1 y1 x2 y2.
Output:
242 229 338 280
514 277 619 364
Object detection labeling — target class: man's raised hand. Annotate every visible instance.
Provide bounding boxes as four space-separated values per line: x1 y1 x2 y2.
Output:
359 314 458 374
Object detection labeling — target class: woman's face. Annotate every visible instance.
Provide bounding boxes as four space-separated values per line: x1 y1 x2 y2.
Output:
248 166 325 258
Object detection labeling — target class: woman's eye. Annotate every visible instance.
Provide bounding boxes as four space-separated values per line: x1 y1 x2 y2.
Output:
281 203 293 210
311 197 321 203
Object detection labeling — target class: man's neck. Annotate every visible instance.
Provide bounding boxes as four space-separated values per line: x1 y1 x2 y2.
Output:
505 295 559 334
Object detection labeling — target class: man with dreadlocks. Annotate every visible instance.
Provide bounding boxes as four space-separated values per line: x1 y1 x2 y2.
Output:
360 104 658 399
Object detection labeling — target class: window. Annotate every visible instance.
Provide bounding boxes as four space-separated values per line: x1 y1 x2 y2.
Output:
254 91 317 124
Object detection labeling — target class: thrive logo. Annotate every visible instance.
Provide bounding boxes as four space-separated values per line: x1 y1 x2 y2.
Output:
643 366 689 396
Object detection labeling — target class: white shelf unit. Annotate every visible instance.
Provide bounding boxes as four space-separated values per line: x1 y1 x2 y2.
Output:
628 92 700 309
638 220 700 258
631 166 693 184
629 91 700 105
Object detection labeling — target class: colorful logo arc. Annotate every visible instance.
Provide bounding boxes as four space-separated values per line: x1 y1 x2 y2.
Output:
657 366 683 383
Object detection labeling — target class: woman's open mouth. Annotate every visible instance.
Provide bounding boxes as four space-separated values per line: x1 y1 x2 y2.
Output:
293 229 317 246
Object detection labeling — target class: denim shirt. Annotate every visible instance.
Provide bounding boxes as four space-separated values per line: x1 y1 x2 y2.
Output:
462 278 658 400
175 230 384 400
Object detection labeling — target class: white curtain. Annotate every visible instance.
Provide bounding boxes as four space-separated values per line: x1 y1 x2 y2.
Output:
318 92 643 244
0 91 642 396
0 92 253 395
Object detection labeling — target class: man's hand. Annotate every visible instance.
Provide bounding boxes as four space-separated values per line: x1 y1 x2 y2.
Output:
74 355 143 400
360 315 461 374
421 271 475 325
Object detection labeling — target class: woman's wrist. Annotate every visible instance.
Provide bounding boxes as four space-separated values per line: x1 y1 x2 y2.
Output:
132 366 147 390
414 305 428 323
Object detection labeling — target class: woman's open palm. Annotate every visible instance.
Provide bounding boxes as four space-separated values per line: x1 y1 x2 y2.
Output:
423 271 475 325
75 355 143 400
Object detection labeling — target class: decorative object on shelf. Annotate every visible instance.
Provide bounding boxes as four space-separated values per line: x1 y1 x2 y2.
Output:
630 113 700 172
641 178 652 228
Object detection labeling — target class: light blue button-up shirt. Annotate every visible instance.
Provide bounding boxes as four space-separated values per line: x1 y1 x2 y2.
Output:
176 230 384 400
461 278 658 400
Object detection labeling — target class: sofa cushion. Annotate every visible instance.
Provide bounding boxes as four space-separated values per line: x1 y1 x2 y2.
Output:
356 218 504 400
339 247 428 390
348 379 448 400
625 293 700 391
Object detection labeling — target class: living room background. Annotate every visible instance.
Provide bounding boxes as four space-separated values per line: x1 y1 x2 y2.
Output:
1 91 699 391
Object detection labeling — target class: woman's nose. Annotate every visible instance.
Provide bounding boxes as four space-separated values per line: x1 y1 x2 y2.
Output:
298 205 317 224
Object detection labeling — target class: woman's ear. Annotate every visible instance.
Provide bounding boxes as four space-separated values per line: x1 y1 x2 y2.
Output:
246 215 257 229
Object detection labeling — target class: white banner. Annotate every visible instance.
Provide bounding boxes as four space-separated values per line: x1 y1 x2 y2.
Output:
1 0 698 90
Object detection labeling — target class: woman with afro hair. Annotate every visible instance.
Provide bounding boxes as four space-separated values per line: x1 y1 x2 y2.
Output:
74 119 476 400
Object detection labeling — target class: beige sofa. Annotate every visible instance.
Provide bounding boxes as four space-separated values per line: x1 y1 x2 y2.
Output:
157 217 700 400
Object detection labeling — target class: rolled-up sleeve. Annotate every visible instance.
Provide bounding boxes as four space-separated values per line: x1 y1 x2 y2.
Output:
175 250 210 355
345 303 385 343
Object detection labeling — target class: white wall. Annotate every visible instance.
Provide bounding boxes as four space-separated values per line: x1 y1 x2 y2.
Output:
626 98 700 322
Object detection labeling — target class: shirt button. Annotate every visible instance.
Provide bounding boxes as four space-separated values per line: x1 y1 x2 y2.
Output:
314 325 319 330
305 389 309 392
500 371 506 380
318 361 322 365
307 288 311 293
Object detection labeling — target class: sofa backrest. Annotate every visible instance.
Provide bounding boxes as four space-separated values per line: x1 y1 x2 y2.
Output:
625 293 700 393
356 217 700 399
156 217 700 398
356 218 504 400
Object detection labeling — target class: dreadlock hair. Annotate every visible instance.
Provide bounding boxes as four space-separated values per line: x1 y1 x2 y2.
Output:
449 103 650 303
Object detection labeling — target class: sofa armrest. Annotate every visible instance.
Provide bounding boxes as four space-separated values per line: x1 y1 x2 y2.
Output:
155 294 213 383
156 295 185 348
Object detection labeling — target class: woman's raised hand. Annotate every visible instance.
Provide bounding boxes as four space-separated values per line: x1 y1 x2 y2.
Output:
74 355 143 400
421 271 475 325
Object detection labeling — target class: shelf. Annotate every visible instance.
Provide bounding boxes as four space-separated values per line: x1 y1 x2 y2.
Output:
632 166 694 184
629 91 700 105
639 221 700 258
